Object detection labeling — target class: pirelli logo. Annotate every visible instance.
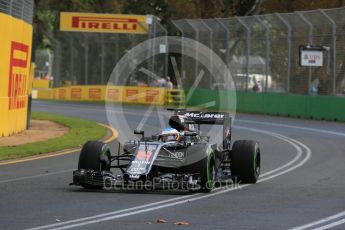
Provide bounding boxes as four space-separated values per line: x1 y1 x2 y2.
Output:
60 12 148 34
72 16 138 31
8 41 29 110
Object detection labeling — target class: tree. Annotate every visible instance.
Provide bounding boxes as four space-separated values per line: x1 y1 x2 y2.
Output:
262 0 345 13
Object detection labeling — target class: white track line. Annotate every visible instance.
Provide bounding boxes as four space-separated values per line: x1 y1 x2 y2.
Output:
258 133 311 183
290 211 345 230
312 218 345 230
237 119 345 137
234 126 303 177
238 121 345 230
27 127 311 230
28 194 199 230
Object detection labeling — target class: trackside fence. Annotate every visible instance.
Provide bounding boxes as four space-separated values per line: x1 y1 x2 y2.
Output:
172 7 345 96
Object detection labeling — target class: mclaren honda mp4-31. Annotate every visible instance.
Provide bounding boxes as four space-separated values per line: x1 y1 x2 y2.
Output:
71 110 261 192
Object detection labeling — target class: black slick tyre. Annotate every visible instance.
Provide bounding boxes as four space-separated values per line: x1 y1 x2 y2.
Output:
231 140 260 184
78 141 111 189
193 154 216 193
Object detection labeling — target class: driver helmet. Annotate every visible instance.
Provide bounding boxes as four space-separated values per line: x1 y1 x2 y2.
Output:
159 128 181 142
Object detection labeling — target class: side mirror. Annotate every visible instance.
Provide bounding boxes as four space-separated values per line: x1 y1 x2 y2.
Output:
184 131 197 137
134 130 144 138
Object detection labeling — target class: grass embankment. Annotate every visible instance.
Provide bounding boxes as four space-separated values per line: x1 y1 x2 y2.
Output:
0 112 107 161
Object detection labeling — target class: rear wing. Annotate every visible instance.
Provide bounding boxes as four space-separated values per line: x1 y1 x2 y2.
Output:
177 111 230 125
173 110 232 150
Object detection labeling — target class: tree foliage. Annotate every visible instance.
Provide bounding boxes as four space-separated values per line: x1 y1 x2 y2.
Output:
262 0 345 13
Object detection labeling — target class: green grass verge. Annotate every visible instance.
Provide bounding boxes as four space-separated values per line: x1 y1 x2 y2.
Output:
0 112 107 161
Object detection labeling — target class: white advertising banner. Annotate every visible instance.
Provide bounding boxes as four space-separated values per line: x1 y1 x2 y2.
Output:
300 50 323 67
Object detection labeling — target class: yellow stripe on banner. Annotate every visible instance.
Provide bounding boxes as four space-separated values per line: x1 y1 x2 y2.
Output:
13 49 28 61
34 85 177 106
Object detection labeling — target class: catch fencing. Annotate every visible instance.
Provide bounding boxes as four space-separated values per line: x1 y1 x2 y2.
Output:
172 7 345 96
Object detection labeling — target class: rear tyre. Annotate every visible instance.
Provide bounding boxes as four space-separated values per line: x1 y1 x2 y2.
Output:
78 141 111 189
231 140 260 184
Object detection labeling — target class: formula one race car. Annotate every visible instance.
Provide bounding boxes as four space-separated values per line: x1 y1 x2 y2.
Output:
71 110 261 192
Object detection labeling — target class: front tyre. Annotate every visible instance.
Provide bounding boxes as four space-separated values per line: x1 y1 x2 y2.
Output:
231 140 260 184
78 141 111 189
193 154 216 193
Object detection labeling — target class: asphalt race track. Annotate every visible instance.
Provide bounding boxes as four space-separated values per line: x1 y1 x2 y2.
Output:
1 100 345 230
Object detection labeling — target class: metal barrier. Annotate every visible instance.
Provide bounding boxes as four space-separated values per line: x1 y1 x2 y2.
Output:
33 86 187 106
33 86 168 106
187 88 345 122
